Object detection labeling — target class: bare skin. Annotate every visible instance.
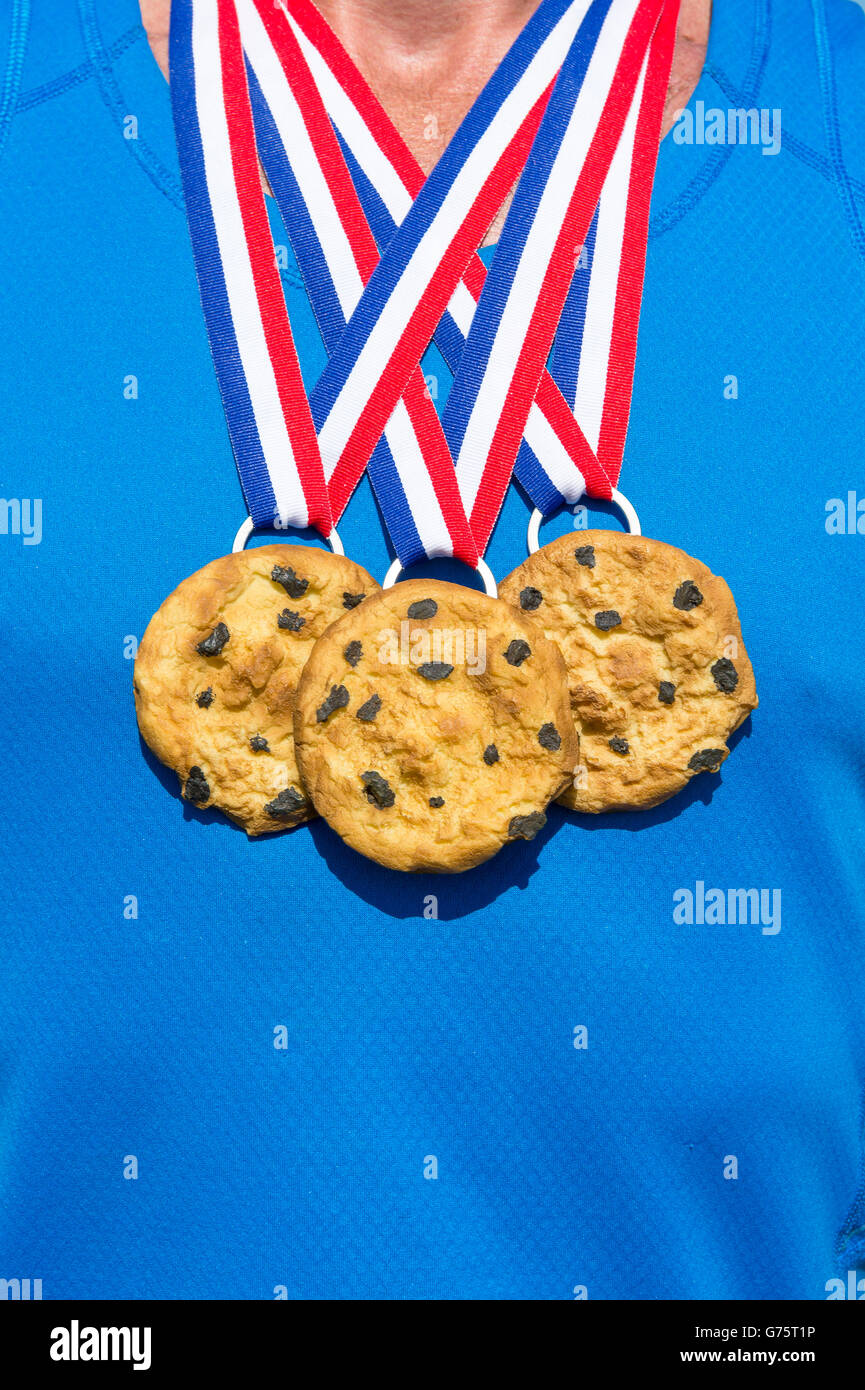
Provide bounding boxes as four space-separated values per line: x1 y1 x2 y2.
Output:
140 0 710 237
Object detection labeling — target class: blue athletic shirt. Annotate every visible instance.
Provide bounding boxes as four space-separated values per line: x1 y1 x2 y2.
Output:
1 0 864 1300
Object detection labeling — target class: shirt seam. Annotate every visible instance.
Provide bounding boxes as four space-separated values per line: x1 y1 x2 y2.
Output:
73 0 306 293
704 57 865 206
810 0 865 263
16 22 141 114
0 0 30 169
835 1080 865 1275
77 0 184 211
649 0 771 239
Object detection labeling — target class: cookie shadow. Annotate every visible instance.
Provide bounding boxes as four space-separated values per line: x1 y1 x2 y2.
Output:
565 717 755 832
136 717 755 888
306 805 562 919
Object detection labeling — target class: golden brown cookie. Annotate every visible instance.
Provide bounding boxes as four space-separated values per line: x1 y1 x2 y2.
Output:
293 579 579 872
499 530 757 813
134 544 379 835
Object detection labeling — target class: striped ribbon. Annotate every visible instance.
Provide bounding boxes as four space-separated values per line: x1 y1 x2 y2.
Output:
295 0 625 545
169 0 332 536
171 0 586 557
443 0 665 546
277 0 679 534
170 0 678 565
237 0 477 565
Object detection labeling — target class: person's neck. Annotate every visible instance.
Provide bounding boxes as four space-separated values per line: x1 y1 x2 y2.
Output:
313 1 544 171
141 1 711 234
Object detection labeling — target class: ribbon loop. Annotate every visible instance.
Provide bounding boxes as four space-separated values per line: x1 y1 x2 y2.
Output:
170 0 332 536
170 0 680 567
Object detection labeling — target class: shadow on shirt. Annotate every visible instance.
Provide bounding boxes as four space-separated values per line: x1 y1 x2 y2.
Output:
307 718 754 919
138 717 753 921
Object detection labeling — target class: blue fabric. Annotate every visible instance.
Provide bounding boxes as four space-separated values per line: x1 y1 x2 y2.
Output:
0 0 864 1300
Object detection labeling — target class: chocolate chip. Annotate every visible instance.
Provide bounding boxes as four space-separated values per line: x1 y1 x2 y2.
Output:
483 744 499 765
658 681 676 704
519 586 543 611
195 688 214 709
429 796 444 808
594 611 621 631
609 737 629 755
575 545 596 568
249 735 270 752
265 786 306 819
343 591 365 609
508 811 546 841
316 684 350 721
407 598 438 620
538 723 561 751
277 608 305 632
673 580 703 611
361 771 395 807
711 657 739 693
688 749 724 773
184 766 210 803
504 638 531 666
196 622 229 656
271 565 308 599
417 661 453 680
344 640 363 667
356 693 382 722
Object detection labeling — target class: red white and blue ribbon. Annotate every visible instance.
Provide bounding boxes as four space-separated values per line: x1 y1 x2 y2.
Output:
276 0 678 532
292 0 599 542
538 0 678 498
236 0 477 567
442 0 664 543
171 0 587 563
169 0 332 537
276 0 609 533
170 0 678 571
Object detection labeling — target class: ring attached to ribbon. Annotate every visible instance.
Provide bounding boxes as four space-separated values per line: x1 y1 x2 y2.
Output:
526 489 642 554
382 554 499 599
231 514 345 555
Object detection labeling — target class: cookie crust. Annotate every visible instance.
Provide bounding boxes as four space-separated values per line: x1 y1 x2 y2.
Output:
134 545 379 835
293 579 579 872
499 531 757 813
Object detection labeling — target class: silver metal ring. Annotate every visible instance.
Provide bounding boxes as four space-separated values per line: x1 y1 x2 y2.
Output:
527 488 641 554
382 555 498 598
231 515 344 556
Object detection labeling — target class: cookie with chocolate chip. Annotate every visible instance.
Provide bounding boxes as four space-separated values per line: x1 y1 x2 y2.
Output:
293 579 578 872
499 530 757 813
134 545 379 835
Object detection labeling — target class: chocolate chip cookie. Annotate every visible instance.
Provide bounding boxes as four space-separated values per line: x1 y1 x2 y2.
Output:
499 530 757 812
134 544 378 835
293 579 579 871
